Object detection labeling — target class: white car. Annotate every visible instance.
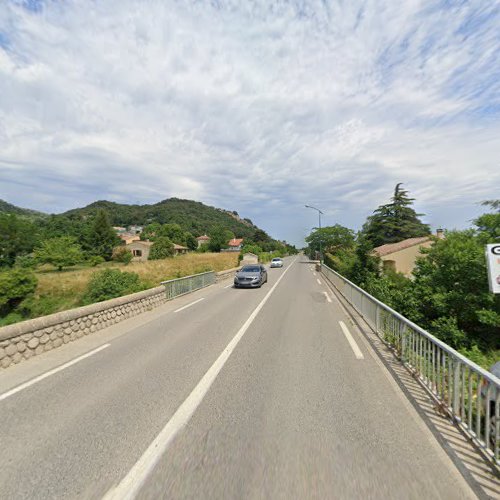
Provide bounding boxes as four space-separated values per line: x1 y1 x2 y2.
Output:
270 258 283 268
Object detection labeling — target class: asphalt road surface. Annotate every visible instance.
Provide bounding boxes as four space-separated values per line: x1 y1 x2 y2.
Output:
0 256 479 499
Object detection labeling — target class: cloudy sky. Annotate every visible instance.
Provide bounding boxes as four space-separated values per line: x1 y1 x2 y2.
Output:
1 0 499 245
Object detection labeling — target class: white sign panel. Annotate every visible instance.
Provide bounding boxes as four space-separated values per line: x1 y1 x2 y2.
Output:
485 244 500 294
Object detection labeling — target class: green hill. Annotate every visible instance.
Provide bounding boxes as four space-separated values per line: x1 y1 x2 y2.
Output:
61 198 259 238
0 199 47 220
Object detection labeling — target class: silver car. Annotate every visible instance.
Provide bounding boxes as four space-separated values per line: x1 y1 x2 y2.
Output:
234 264 268 288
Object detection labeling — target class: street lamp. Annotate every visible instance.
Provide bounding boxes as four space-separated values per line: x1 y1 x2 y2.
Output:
305 205 324 262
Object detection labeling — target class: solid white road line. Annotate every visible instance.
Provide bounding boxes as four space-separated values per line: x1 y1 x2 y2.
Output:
323 291 332 303
174 298 205 313
0 344 111 402
317 278 322 285
103 257 297 500
313 272 317 276
339 321 364 360
224 284 233 289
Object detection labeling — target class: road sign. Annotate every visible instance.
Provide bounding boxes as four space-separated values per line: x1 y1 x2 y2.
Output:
485 244 500 294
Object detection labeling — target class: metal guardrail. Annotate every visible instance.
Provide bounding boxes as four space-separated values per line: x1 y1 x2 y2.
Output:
160 271 216 300
321 263 500 465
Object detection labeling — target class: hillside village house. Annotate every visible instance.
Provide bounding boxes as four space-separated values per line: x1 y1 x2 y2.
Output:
196 235 210 248
372 230 444 277
125 241 189 261
227 238 244 251
118 233 141 245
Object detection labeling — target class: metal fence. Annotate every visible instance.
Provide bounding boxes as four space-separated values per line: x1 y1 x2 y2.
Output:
160 271 216 300
321 263 500 466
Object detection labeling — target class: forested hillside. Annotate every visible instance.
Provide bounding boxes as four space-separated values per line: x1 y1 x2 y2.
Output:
61 198 257 238
0 199 46 220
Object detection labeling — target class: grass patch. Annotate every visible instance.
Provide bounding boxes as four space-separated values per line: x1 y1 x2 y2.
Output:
23 253 239 320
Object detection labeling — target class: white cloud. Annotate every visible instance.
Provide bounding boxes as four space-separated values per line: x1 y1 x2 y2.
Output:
0 0 499 245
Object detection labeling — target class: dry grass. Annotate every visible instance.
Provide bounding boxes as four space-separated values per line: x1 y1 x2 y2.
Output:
35 253 238 301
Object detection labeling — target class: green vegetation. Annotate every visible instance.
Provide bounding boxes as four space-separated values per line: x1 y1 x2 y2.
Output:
149 237 174 260
208 225 232 252
0 213 38 267
112 247 133 264
0 199 46 220
0 268 37 321
0 196 296 326
62 197 258 239
361 183 430 247
87 209 121 260
34 236 84 271
83 269 144 304
306 187 500 369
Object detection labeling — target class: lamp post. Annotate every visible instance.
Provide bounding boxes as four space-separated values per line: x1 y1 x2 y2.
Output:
305 205 324 263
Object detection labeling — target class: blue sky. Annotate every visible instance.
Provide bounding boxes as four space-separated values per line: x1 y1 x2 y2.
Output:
0 0 499 246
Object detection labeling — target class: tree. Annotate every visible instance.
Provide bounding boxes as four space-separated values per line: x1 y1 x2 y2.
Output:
346 233 380 286
305 225 355 259
0 214 38 268
253 229 271 244
410 230 499 350
185 232 198 251
141 222 161 241
87 209 120 260
34 236 84 271
362 184 430 247
474 200 500 243
148 237 174 260
0 268 38 315
208 225 229 252
157 223 186 245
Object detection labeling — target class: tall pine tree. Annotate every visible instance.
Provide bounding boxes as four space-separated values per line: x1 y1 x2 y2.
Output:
362 184 430 247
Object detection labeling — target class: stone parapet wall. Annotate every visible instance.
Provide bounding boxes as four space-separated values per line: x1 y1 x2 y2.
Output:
0 286 168 370
215 267 240 282
0 267 240 370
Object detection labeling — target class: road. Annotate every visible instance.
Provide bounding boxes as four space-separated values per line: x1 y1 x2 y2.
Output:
0 256 479 499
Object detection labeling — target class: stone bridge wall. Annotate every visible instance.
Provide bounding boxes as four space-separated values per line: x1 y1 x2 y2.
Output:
0 268 239 370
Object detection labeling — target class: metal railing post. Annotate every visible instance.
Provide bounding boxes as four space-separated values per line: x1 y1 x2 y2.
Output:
452 360 461 420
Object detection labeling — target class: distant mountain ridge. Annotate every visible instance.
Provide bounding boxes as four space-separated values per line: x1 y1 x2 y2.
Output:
0 197 261 239
0 199 46 219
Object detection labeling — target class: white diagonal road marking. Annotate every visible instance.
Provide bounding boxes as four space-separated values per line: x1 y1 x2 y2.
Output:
339 321 364 360
174 298 205 313
0 344 110 402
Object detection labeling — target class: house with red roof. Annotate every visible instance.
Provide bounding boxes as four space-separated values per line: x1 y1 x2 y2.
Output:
372 230 444 277
227 238 244 251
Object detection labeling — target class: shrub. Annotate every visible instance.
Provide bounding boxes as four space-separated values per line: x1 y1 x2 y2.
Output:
14 255 36 269
87 255 105 267
83 269 143 304
197 243 210 253
112 246 133 264
0 268 38 315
